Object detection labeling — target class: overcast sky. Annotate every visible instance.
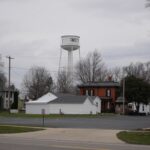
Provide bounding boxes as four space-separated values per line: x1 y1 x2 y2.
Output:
0 0 150 89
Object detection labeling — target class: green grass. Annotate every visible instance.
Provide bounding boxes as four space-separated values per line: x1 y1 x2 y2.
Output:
0 111 102 118
0 125 44 134
117 131 150 145
100 113 116 116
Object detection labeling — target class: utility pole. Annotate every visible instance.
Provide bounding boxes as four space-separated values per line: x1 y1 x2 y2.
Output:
122 78 125 115
6 56 14 113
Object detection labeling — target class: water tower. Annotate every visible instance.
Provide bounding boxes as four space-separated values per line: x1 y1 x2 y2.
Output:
59 35 80 78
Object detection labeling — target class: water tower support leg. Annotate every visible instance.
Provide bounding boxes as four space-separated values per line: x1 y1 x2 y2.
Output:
68 49 73 79
79 47 81 61
58 48 62 74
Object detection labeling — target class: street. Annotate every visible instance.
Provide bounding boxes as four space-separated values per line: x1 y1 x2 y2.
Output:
0 115 150 150
0 115 150 130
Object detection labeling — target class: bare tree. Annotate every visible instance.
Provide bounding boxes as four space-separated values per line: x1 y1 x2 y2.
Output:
123 61 150 83
0 55 6 91
23 66 53 100
145 61 150 82
0 71 6 91
75 59 91 83
110 67 123 82
75 50 108 83
57 69 74 93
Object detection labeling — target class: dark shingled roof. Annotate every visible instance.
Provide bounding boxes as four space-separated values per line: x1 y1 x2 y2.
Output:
78 81 120 88
116 97 127 103
49 93 96 104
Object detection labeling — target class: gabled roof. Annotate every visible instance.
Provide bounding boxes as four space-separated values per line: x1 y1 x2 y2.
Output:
78 81 120 88
116 97 127 103
26 93 100 105
26 92 57 104
50 94 90 104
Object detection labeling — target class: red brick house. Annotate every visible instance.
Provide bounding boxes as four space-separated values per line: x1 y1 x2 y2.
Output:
78 81 120 112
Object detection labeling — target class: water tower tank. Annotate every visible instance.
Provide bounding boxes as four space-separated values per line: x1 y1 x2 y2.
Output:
59 35 80 81
61 35 80 51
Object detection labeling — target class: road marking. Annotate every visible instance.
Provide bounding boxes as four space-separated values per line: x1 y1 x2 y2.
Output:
51 145 109 150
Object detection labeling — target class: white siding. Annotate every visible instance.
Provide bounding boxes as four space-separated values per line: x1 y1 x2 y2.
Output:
49 99 95 114
92 97 101 114
26 104 50 114
62 36 79 47
139 103 150 115
3 92 14 109
25 97 102 115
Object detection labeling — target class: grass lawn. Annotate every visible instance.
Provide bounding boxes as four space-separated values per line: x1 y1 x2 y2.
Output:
0 111 109 118
117 131 150 145
0 125 44 134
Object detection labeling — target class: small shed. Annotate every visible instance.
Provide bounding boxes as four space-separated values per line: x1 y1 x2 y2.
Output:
115 97 127 114
26 93 101 114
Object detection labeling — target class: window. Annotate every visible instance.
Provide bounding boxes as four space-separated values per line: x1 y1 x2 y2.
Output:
142 105 144 111
86 90 88 96
106 89 111 97
96 102 98 107
10 92 13 98
84 89 95 96
88 90 91 96
6 92 8 98
90 90 95 96
88 89 93 96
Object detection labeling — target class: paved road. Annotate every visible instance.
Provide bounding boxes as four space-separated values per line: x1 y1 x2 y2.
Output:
0 115 150 130
1 138 150 150
1 115 150 150
0 130 150 150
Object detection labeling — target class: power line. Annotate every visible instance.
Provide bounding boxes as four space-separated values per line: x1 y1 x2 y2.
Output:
1 53 81 60
3 66 59 73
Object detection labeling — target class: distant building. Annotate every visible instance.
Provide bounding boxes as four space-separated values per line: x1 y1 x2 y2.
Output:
78 81 120 112
26 93 101 114
115 97 127 114
0 86 19 110
18 93 29 111
127 102 150 115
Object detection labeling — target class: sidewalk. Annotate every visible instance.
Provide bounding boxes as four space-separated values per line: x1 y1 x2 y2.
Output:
3 128 124 144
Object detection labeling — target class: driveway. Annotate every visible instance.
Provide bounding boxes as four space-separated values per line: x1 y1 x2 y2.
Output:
1 128 122 144
0 128 150 150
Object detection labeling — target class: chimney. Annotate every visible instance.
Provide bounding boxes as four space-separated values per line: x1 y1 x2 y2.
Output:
108 76 112 81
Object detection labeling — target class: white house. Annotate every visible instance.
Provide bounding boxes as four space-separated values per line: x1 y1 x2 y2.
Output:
0 87 18 110
26 93 101 114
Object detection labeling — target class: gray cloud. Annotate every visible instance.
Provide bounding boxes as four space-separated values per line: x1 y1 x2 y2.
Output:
68 0 146 16
0 0 149 88
102 40 150 68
